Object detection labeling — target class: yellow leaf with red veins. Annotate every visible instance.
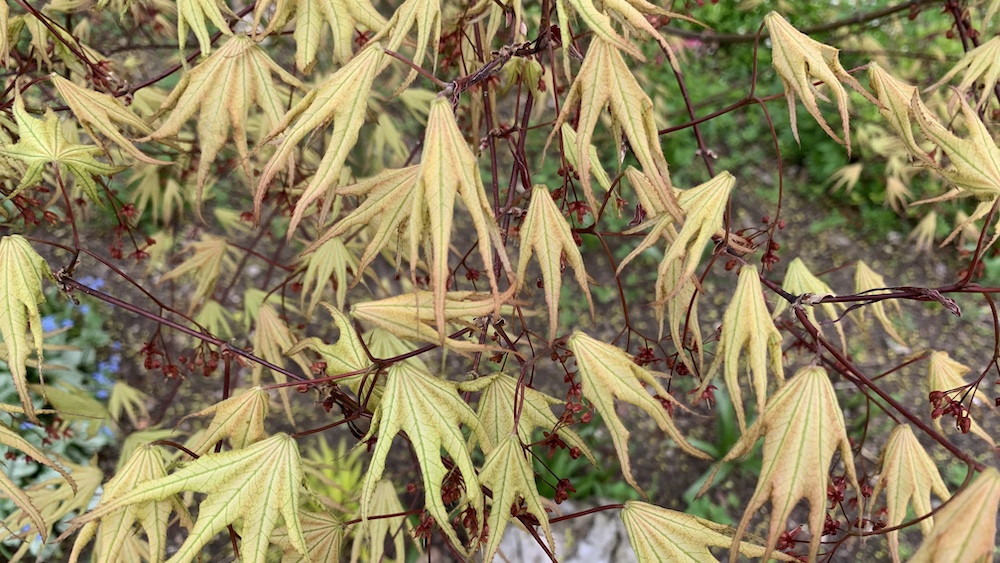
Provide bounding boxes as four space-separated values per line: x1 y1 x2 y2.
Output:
50 75 164 165
619 172 733 301
910 467 1000 563
145 34 302 215
870 425 950 563
254 44 385 234
694 265 784 434
359 362 487 554
252 0 386 70
477 434 554 563
707 366 860 563
0 235 51 423
927 36 1000 109
620 501 798 562
550 37 682 222
67 434 310 563
517 185 593 343
765 12 877 154
853 261 906 346
182 387 270 457
176 0 232 54
568 331 710 493
926 350 995 447
910 92 1000 200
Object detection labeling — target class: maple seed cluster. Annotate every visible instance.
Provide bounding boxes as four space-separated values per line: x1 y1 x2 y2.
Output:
929 390 974 434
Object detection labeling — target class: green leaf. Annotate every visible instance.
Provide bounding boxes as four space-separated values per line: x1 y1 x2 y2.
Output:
70 434 310 563
568 331 710 493
359 362 487 553
0 234 51 423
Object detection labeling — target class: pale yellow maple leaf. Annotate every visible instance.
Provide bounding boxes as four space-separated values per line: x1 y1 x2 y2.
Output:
371 0 439 92
694 265 784 434
158 234 236 313
827 162 862 194
765 11 878 154
561 123 613 196
867 62 935 164
926 350 995 447
143 34 301 212
0 422 75 542
352 289 514 354
3 462 102 548
182 386 270 457
853 261 906 346
359 362 487 554
909 466 1000 563
458 372 596 463
620 501 798 562
68 434 311 563
870 424 950 563
661 259 704 375
619 171 734 302
273 509 344 563
352 479 407 563
252 304 314 424
0 235 51 423
254 44 385 236
477 434 555 562
107 381 151 428
554 0 644 79
771 257 847 351
517 185 593 343
549 37 683 223
568 331 711 493
707 366 860 563
908 211 938 253
68 445 189 563
176 0 232 55
252 0 386 70
624 166 679 220
50 75 164 165
927 36 1000 109
910 92 1000 200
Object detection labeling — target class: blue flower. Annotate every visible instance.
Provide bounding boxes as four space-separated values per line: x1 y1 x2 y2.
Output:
60 318 74 329
110 341 122 351
94 372 112 386
79 304 90 315
79 276 105 290
41 316 57 332
96 390 108 400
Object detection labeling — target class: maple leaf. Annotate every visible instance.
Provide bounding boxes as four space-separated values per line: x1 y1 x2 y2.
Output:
560 123 613 196
927 36 1000 109
771 257 847 350
297 236 358 315
50 74 164 165
252 0 386 70
926 351 995 447
554 0 644 79
352 479 407 563
867 62 934 164
549 37 683 222
517 185 593 343
254 44 385 235
0 93 125 205
352 290 513 354
853 261 906 346
568 331 710 492
477 434 555 562
290 303 381 405
620 501 798 562
764 11 877 154
2 461 102 550
183 386 270 457
158 234 236 313
359 362 487 553
176 0 232 55
661 259 704 375
458 372 595 464
69 433 310 563
0 234 51 423
624 166 679 220
909 466 1000 563
252 304 313 423
273 509 345 563
142 34 302 212
372 0 440 92
107 380 151 428
305 166 419 278
706 366 860 563
910 91 1000 199
694 265 784 434
618 171 734 301
908 211 938 253
870 424 951 563
68 445 188 563
0 422 75 542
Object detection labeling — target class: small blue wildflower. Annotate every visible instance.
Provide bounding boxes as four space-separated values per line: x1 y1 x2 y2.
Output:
109 354 122 372
100 426 114 437
60 318 73 329
20 524 29 533
110 341 122 351
93 372 112 386
79 276 105 290
96 390 109 400
79 304 90 315
19 422 34 430
41 316 57 332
